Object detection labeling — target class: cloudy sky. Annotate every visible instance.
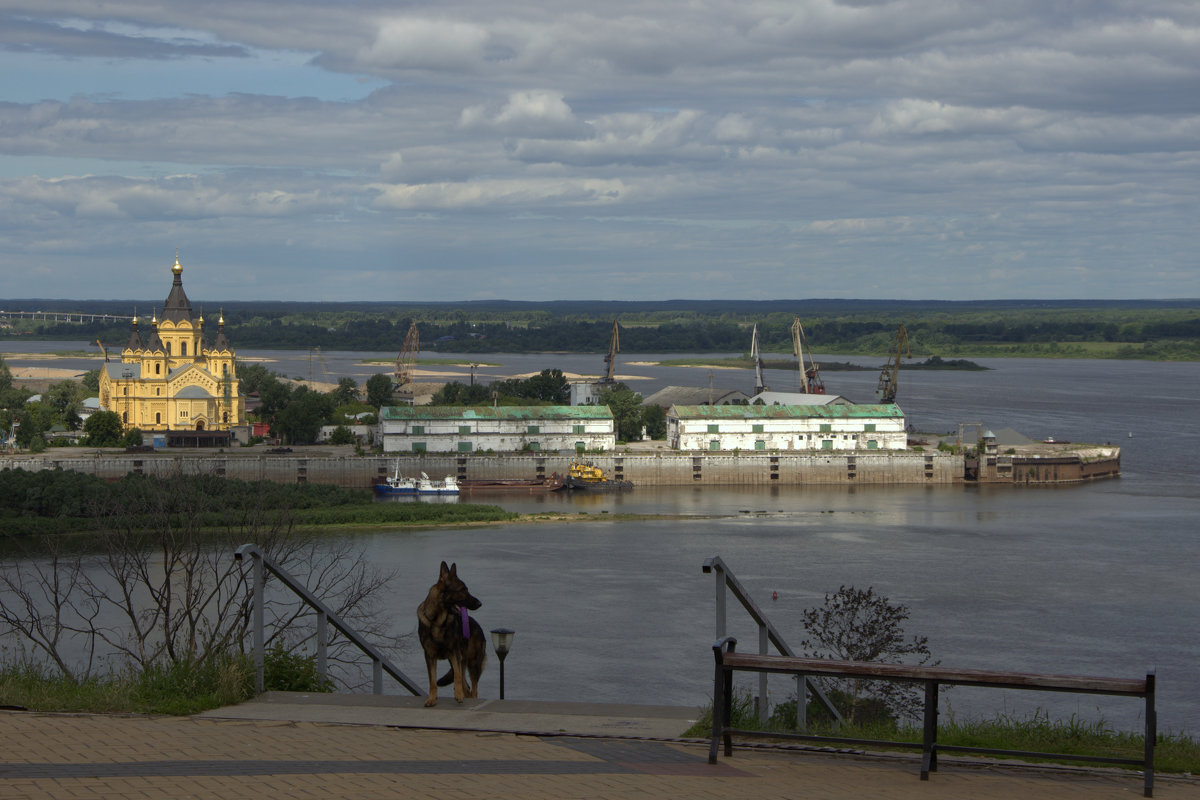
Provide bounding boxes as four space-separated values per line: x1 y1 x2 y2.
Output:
1 1 1197 302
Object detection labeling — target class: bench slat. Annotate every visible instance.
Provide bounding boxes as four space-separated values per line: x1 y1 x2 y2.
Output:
719 653 1147 695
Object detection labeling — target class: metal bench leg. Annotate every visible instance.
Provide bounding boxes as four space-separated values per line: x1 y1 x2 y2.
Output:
710 638 738 764
1144 672 1156 798
920 680 938 780
709 666 723 763
722 667 734 756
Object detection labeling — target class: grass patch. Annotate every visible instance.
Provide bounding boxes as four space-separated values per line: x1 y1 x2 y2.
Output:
289 502 517 528
0 646 338 715
0 468 518 538
0 653 255 715
938 712 1199 775
684 691 1199 773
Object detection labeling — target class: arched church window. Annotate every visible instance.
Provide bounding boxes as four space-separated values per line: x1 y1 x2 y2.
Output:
155 364 161 375
181 341 187 356
156 412 161 424
123 411 128 423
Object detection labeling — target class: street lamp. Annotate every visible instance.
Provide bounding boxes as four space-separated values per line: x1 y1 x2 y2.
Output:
489 628 515 699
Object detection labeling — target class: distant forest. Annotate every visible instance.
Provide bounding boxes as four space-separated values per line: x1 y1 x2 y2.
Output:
3 298 1198 360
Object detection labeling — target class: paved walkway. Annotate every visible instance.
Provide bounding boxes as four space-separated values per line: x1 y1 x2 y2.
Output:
2 696 1197 799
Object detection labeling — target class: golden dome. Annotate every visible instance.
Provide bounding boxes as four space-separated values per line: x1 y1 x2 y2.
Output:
172 255 183 276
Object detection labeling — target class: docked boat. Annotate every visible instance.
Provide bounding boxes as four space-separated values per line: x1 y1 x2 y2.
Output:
458 473 566 494
564 462 633 491
374 469 459 496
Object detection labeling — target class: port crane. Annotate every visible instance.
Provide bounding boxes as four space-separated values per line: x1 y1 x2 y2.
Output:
394 322 420 385
599 321 620 384
790 317 825 394
875 323 911 403
95 339 109 363
751 324 767 395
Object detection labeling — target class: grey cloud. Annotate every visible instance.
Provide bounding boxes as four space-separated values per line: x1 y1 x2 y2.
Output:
0 13 248 59
0 0 1197 300
1 174 343 221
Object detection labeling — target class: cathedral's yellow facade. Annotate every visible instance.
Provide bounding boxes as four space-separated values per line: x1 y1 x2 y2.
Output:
99 256 243 433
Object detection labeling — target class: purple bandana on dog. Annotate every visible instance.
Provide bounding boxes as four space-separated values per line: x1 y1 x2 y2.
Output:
461 606 470 638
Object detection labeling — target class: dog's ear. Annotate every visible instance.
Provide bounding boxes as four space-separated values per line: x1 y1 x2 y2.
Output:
439 561 450 580
448 562 458 579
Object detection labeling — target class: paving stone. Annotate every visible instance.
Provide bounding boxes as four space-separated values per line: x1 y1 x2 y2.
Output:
1 709 1195 800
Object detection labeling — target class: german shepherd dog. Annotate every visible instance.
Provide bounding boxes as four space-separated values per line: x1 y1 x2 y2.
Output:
417 561 486 707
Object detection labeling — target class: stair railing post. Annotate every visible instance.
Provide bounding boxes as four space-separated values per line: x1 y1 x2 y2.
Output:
713 563 727 641
795 674 807 731
317 610 328 681
757 622 769 723
251 550 264 694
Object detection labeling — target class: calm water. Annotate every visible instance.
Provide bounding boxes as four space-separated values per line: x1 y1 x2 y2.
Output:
4 343 1198 730
360 352 1197 731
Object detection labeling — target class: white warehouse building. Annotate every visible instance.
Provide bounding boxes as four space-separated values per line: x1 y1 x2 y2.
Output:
379 405 616 453
667 404 907 451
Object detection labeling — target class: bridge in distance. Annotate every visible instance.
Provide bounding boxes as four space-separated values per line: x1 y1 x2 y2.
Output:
1 310 134 324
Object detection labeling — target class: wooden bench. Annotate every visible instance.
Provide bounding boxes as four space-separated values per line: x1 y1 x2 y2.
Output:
709 637 1157 797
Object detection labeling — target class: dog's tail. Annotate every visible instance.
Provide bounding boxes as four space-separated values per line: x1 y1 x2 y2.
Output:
436 668 454 687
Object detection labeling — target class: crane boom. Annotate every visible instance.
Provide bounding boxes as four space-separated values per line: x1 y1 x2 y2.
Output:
394 322 420 385
601 321 620 384
751 323 767 395
790 317 826 394
875 323 911 403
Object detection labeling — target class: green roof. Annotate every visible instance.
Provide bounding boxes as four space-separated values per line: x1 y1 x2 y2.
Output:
381 405 613 421
669 404 903 419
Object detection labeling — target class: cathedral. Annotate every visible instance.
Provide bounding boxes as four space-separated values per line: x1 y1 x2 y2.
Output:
99 255 243 442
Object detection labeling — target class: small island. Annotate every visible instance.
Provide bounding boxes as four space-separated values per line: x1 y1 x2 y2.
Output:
655 355 988 371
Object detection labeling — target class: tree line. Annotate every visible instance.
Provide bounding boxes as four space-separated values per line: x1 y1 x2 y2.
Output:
428 371 664 442
3 354 662 448
0 357 135 451
7 301 1198 359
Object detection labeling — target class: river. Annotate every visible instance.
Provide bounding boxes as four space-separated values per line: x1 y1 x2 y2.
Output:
2 342 1198 731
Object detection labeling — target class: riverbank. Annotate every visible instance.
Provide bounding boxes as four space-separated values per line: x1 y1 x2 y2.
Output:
1 441 1120 490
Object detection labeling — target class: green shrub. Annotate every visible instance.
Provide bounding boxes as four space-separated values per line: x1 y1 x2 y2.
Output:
770 689 897 729
131 652 255 714
684 688 763 738
263 642 335 693
328 425 355 445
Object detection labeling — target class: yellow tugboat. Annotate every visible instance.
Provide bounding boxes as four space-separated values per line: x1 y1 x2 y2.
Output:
568 462 605 483
566 462 632 491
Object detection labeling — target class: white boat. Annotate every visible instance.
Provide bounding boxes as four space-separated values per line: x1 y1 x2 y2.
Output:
417 471 460 495
374 465 459 495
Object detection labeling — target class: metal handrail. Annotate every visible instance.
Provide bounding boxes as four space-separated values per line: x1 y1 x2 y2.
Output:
710 638 1157 798
235 543 421 696
702 555 841 726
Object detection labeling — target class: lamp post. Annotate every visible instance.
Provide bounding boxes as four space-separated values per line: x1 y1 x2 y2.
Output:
489 628 515 699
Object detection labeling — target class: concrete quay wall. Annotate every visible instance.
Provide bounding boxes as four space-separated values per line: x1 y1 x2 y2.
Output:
10 450 964 488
